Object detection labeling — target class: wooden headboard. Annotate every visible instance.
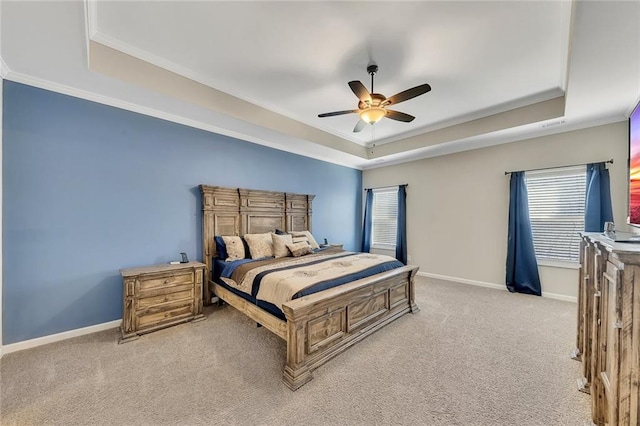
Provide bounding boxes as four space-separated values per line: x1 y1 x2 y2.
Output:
199 185 315 282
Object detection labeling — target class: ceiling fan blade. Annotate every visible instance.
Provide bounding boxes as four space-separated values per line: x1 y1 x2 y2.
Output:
386 110 415 123
353 119 367 132
385 83 431 106
348 81 372 103
318 110 358 118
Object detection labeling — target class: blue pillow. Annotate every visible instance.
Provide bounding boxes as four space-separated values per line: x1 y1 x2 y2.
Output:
214 236 228 259
241 237 252 258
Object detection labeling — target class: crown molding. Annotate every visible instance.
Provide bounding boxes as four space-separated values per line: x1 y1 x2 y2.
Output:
5 71 366 169
85 0 98 38
362 113 626 170
83 0 98 69
0 57 9 79
367 88 566 148
89 31 370 148
626 94 640 117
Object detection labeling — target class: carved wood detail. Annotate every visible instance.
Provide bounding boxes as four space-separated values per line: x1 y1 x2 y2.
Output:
119 262 206 343
577 233 640 425
199 184 419 390
199 185 315 305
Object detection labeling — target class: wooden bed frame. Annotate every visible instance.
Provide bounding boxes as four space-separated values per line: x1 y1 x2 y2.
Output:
200 185 419 390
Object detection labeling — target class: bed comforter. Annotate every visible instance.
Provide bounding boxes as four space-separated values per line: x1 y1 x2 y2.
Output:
218 248 403 310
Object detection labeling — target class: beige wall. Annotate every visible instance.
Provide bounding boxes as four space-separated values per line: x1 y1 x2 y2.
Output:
363 122 629 300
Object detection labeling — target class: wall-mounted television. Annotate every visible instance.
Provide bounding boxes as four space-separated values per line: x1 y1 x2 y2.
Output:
629 100 640 226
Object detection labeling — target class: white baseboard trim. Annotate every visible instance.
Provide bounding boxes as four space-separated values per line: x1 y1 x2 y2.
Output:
418 272 577 303
2 319 121 355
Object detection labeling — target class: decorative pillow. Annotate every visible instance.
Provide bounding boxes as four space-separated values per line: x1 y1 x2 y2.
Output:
244 233 274 259
291 230 320 250
272 233 293 258
214 236 228 259
287 241 313 257
291 234 310 246
221 236 245 261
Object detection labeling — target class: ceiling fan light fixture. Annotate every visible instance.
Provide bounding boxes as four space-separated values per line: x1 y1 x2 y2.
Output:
359 107 386 124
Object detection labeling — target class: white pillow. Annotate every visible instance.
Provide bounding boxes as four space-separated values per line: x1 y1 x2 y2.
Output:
221 236 245 261
291 230 320 250
287 241 313 257
244 233 274 259
272 233 293 258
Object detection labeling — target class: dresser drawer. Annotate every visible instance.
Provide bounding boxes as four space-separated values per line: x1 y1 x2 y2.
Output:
137 301 194 330
137 288 193 310
136 271 193 292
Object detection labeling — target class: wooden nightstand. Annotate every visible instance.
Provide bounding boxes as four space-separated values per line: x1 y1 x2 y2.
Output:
119 262 206 343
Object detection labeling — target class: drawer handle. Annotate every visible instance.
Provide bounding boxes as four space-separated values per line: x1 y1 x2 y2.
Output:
164 279 170 284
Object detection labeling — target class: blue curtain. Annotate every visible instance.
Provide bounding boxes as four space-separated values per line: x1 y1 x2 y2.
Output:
585 162 614 232
396 185 407 264
361 189 373 252
506 172 541 296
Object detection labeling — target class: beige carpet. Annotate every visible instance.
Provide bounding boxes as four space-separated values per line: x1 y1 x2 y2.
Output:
0 277 590 425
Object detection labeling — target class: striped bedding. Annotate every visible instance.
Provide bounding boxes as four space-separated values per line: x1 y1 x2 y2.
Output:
217 247 404 312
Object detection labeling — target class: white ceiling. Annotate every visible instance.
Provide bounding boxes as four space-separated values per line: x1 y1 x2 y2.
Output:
1 1 639 169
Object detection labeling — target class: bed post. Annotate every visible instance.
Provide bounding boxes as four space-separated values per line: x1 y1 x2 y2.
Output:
199 185 241 306
408 267 420 313
200 186 215 306
282 312 313 390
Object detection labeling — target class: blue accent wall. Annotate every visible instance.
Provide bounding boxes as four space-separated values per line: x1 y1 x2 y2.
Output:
2 81 362 345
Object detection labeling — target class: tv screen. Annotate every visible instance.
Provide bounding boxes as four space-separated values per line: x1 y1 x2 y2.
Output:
629 101 640 225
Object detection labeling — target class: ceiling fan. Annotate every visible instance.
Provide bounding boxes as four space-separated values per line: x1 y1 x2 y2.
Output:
318 64 431 133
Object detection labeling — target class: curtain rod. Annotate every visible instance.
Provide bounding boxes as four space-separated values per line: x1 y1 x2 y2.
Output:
504 159 614 176
364 184 408 191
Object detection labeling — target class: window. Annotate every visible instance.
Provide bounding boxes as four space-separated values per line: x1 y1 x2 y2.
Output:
525 166 586 263
371 188 398 248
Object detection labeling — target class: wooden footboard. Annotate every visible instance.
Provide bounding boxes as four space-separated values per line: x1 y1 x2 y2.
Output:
201 184 420 390
281 264 419 390
212 264 419 390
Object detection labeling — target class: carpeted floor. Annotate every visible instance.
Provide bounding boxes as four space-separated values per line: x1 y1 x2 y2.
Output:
0 277 590 425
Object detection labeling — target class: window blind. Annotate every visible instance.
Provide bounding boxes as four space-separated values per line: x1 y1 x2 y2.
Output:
372 189 398 247
525 167 586 262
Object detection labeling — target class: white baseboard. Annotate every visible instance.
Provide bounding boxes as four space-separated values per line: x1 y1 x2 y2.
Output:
2 319 121 355
0 271 576 356
418 272 577 303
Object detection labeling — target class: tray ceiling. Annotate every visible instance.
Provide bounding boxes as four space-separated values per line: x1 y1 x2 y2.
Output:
1 1 639 169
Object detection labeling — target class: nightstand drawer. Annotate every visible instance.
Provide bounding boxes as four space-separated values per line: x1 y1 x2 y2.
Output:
138 282 194 299
136 271 193 292
137 289 193 310
119 262 206 343
137 301 194 329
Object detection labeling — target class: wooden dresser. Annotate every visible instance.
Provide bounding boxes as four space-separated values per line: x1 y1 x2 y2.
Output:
575 233 640 425
119 262 206 343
